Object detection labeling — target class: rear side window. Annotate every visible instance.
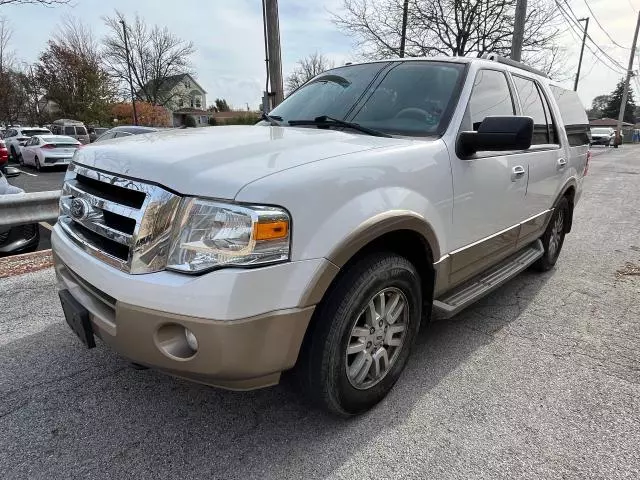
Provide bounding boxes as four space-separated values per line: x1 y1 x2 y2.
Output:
75 126 87 135
468 69 515 130
64 126 75 135
550 86 590 146
512 75 556 145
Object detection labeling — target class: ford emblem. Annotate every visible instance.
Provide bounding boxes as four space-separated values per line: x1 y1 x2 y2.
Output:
70 198 90 220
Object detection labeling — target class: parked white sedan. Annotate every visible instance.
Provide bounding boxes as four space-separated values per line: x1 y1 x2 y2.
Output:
20 135 81 170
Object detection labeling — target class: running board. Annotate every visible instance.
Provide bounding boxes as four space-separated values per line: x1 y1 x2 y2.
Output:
433 240 544 319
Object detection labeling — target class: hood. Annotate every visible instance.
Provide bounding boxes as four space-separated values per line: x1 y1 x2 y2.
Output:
72 126 400 199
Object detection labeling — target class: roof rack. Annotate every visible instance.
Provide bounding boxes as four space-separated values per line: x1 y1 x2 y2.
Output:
481 53 549 79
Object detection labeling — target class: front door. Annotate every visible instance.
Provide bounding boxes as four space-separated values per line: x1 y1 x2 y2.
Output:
448 68 528 286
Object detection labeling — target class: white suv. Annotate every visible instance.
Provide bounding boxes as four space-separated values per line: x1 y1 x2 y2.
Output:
3 126 52 160
52 55 589 415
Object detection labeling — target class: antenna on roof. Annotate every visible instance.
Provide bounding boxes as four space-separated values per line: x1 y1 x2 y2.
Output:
481 53 549 79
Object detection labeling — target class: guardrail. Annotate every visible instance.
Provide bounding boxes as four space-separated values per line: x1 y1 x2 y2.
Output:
0 190 61 227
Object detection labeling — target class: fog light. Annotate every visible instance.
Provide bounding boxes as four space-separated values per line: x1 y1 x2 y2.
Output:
184 328 198 351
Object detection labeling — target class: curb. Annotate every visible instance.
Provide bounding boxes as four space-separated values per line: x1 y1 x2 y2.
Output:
0 249 53 278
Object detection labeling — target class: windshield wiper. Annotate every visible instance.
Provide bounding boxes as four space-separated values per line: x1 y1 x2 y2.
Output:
288 115 391 138
260 112 283 126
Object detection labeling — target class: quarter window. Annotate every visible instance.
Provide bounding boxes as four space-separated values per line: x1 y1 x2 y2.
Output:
467 69 515 130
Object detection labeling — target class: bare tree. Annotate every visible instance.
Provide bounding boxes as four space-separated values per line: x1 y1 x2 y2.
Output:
286 52 335 94
333 0 561 69
0 0 70 4
102 11 196 107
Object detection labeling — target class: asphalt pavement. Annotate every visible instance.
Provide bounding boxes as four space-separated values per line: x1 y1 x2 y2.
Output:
0 146 639 479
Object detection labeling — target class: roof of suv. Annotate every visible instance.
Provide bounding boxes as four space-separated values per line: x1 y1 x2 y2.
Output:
335 55 553 84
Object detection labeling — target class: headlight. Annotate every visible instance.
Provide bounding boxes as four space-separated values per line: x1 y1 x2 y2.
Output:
167 198 290 273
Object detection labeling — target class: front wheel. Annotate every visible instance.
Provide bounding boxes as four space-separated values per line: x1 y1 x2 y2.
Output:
296 252 422 416
533 197 569 272
35 156 41 171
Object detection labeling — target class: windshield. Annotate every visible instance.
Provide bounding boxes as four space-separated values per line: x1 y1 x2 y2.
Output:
591 128 612 134
270 61 465 137
21 129 50 137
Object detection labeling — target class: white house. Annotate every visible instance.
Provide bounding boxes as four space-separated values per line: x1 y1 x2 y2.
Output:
138 73 211 127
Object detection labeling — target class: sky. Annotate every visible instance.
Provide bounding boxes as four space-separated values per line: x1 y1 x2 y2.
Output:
0 0 637 110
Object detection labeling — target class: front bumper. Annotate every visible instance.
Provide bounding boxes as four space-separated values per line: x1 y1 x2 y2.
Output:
52 224 337 389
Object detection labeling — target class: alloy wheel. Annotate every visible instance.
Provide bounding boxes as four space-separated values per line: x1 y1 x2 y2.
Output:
548 210 564 259
345 287 408 390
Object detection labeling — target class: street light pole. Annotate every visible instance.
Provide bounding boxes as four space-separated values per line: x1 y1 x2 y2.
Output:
574 17 589 91
511 0 527 61
119 19 138 126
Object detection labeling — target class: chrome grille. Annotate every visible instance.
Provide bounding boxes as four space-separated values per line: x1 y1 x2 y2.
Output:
59 163 182 274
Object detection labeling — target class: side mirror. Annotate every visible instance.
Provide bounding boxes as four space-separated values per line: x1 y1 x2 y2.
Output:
457 116 534 157
4 166 21 178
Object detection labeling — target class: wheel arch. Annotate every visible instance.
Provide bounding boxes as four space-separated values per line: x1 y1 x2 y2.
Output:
300 213 439 335
556 178 577 233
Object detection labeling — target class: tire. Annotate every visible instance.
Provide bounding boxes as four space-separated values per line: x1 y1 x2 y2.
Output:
533 196 569 272
18 153 24 166
35 156 41 171
296 252 422 416
10 147 17 162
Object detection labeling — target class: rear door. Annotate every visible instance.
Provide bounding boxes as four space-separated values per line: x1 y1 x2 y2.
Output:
448 68 528 285
510 74 563 222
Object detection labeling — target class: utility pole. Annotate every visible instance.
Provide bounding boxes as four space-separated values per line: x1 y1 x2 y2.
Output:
511 0 527 61
264 0 284 108
617 11 640 136
120 19 138 126
399 0 409 58
574 17 589 91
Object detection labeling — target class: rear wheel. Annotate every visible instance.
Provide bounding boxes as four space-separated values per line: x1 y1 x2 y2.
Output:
296 252 422 416
533 196 569 272
35 156 41 171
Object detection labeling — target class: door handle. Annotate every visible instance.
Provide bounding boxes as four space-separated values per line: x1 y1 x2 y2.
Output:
557 158 567 169
511 165 526 181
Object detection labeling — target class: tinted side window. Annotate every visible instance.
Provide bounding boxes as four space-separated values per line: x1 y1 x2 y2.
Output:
468 69 515 130
550 86 590 146
64 126 75 135
513 75 548 144
76 126 87 135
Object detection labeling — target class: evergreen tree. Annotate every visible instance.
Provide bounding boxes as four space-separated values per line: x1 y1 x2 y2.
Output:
602 79 637 123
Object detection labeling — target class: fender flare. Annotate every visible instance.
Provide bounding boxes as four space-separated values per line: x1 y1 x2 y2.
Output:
325 210 441 268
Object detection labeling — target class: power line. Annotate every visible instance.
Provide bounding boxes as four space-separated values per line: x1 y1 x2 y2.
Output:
560 0 628 70
579 0 630 50
556 1 627 73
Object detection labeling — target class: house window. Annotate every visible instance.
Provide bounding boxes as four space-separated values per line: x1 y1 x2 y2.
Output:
195 97 202 108
190 97 194 108
184 81 191 88
178 98 184 108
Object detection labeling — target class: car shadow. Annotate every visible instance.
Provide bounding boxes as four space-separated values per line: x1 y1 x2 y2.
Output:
1 269 552 478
